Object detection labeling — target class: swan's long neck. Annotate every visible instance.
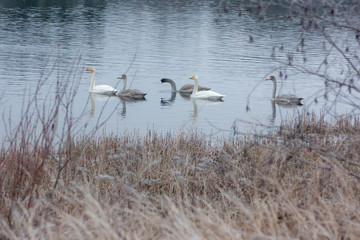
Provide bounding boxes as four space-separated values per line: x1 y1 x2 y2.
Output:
167 79 177 92
89 71 96 92
192 78 199 94
272 79 277 99
122 77 127 91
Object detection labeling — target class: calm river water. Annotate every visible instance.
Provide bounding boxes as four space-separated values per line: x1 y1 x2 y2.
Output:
0 1 356 142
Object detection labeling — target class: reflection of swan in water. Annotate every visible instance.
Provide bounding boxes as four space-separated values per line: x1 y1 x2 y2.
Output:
191 98 222 121
116 74 147 100
189 75 225 101
161 92 177 106
266 76 303 105
87 67 118 95
89 94 117 117
192 99 199 120
161 78 210 94
270 98 303 122
119 96 146 116
271 100 276 121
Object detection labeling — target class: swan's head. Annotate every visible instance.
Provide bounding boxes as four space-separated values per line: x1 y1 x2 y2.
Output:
117 74 127 80
190 75 199 81
161 78 171 83
87 67 95 72
266 76 276 81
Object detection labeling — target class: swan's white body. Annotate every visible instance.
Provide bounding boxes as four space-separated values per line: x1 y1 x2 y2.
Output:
189 75 225 101
266 76 303 105
161 78 210 93
87 67 118 95
116 74 147 100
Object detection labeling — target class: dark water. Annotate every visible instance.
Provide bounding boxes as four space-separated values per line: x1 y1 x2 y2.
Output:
0 1 356 142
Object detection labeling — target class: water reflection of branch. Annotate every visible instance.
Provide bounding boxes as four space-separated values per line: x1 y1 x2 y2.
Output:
204 117 276 139
229 118 277 136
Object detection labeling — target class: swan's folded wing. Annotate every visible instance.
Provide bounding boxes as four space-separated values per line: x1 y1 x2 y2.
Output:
180 84 210 93
277 94 302 101
92 85 118 95
179 84 195 93
117 89 147 99
192 90 225 100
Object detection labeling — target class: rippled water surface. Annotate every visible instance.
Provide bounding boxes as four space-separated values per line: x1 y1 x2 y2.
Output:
0 1 356 141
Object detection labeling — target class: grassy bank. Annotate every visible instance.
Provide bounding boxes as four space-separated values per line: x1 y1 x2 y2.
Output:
1 114 360 239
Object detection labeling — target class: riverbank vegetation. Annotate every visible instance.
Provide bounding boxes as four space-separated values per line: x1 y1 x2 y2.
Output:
1 113 359 239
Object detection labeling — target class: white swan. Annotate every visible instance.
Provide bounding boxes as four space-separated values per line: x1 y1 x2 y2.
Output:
87 67 118 95
161 78 210 93
266 76 303 105
116 74 147 100
189 75 225 101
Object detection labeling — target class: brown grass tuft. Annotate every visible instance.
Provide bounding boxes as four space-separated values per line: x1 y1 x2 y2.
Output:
1 114 360 239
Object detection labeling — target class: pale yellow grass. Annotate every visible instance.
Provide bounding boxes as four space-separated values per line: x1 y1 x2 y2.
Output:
1 115 360 239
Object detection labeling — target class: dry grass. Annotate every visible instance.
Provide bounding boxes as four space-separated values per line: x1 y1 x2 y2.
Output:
0 113 360 239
